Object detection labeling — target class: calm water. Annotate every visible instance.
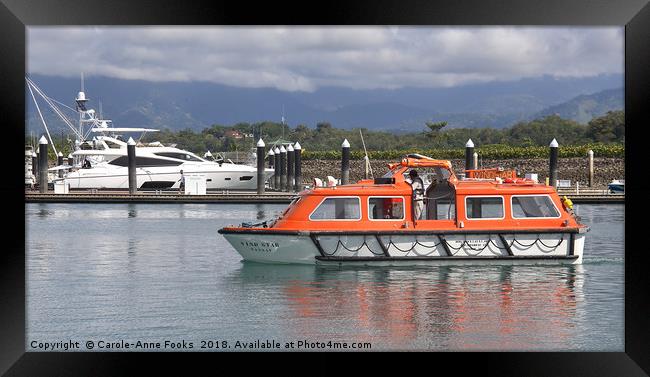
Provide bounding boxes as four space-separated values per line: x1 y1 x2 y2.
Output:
26 203 624 351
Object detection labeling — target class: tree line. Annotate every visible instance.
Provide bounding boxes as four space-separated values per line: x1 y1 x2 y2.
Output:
141 110 624 154
29 110 624 159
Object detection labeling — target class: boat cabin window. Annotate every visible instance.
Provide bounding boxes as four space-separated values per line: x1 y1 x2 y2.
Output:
81 141 103 150
154 152 203 162
108 156 183 167
511 195 560 218
431 199 456 220
465 196 504 219
368 197 404 220
309 197 361 221
104 140 122 149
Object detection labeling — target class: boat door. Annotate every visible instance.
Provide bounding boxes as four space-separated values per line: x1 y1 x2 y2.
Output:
424 180 456 221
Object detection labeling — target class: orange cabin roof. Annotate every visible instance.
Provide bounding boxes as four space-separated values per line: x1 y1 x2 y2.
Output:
222 157 585 233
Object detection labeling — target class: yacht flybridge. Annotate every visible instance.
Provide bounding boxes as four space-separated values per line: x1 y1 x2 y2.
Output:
219 155 589 265
26 76 273 190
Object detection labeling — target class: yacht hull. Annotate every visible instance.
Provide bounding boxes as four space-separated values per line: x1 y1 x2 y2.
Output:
66 167 273 190
219 230 585 265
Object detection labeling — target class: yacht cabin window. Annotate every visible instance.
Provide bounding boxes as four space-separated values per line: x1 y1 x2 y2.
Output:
309 197 361 221
465 196 504 219
108 156 182 167
511 195 560 218
154 152 203 162
104 140 122 149
368 197 404 220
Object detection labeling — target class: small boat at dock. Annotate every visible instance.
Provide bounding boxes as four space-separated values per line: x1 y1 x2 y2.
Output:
607 179 624 193
219 155 589 265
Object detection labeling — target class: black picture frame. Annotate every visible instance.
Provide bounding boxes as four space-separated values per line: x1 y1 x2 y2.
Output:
2 0 648 375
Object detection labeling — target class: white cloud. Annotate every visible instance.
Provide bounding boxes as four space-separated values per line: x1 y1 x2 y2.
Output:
27 26 623 92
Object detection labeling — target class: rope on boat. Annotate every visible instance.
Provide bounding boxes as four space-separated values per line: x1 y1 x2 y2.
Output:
508 234 564 253
321 235 385 256
386 236 441 256
386 236 441 252
318 233 565 257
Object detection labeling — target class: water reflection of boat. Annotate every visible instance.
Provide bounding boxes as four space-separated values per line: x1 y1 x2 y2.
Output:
220 155 589 265
232 263 584 350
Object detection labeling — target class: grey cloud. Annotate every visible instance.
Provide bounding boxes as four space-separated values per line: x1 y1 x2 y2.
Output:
28 26 623 91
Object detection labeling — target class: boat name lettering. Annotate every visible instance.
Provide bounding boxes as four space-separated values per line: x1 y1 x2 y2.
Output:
240 240 279 253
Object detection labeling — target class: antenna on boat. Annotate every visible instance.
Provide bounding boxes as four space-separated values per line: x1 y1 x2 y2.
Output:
281 105 286 140
26 76 83 142
26 79 59 156
359 129 373 179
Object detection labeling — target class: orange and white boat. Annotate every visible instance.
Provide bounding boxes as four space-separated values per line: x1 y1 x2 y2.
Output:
219 154 589 265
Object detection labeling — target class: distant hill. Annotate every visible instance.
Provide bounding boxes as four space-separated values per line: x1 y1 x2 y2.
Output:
26 73 623 135
531 88 624 124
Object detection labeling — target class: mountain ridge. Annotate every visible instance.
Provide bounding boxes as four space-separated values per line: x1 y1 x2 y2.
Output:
26 73 623 134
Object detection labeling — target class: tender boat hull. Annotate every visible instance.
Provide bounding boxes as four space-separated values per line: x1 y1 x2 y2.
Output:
219 230 585 265
221 232 321 264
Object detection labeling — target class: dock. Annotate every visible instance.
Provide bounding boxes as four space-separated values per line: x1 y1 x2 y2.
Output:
24 188 623 204
24 190 296 204
555 188 624 204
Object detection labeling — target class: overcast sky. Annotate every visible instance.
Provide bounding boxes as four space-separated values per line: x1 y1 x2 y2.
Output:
27 26 623 92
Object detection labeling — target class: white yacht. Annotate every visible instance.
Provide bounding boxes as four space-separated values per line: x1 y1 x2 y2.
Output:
67 130 273 190
25 145 35 187
27 75 273 190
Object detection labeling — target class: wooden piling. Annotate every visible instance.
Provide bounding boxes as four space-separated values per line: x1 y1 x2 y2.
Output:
465 139 474 171
588 150 594 187
549 139 559 187
38 136 48 193
256 139 265 195
57 152 64 178
268 148 275 189
294 142 302 192
32 151 38 177
279 145 287 191
127 137 137 194
341 139 350 185
273 147 280 190
287 144 294 193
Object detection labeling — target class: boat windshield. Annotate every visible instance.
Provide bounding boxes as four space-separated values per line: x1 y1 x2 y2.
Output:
154 152 205 162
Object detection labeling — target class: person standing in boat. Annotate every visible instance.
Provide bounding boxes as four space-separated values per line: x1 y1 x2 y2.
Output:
407 169 425 220
178 170 185 194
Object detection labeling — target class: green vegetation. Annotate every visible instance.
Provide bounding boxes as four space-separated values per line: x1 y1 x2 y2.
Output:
302 143 624 160
28 111 624 161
